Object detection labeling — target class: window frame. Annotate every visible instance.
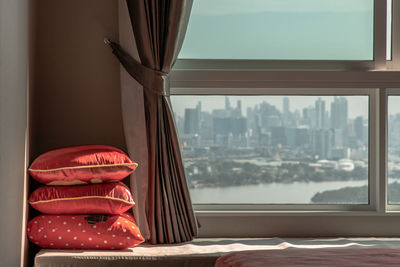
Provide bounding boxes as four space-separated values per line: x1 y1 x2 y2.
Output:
386 88 400 212
171 87 377 213
387 0 400 67
170 0 400 216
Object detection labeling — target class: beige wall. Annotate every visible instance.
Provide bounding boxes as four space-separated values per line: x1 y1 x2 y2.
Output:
28 0 125 264
30 0 125 160
0 0 29 266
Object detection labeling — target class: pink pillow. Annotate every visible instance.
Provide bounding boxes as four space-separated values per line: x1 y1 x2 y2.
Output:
27 213 144 249
29 145 138 185
29 182 134 215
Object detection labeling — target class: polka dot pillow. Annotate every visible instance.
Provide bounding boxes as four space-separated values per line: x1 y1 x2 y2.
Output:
29 145 138 185
29 182 134 215
27 213 144 249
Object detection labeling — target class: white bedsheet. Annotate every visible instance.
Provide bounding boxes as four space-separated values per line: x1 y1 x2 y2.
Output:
34 237 400 267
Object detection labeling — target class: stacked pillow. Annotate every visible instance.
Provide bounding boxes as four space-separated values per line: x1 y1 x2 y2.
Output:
27 145 144 249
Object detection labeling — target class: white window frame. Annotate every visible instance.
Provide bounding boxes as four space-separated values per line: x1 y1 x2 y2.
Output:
169 0 400 230
171 88 377 212
386 88 400 212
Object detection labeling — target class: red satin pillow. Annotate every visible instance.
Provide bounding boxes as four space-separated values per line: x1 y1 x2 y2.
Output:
29 182 134 215
27 213 144 249
29 145 138 185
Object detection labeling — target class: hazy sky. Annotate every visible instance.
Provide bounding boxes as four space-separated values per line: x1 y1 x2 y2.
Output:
389 96 400 116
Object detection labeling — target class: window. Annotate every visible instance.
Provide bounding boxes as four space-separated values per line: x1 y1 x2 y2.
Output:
171 95 369 205
170 0 400 234
180 0 374 60
388 90 400 207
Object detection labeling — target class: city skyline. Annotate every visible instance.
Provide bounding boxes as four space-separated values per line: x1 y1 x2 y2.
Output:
173 95 368 163
171 95 369 119
175 93 371 205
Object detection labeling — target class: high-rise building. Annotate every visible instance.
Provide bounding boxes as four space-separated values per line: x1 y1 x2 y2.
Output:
315 98 326 129
312 128 333 159
196 101 202 122
236 100 242 117
199 111 213 144
184 108 199 134
283 97 290 126
331 97 348 130
213 117 247 147
354 116 364 143
330 96 348 146
213 117 247 136
302 106 315 127
283 97 289 116
271 127 286 146
295 128 310 147
257 101 281 130
225 96 231 110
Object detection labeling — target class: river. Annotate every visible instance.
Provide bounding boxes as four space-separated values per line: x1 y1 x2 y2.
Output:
189 180 368 204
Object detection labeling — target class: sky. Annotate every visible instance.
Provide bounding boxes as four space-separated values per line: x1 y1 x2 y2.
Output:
389 96 400 116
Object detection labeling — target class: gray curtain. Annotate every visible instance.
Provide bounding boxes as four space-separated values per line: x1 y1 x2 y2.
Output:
107 0 197 244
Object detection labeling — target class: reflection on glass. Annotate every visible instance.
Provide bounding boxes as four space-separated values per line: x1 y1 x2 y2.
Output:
387 96 400 204
171 95 369 204
179 0 374 60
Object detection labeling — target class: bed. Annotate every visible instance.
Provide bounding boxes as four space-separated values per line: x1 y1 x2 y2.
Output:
215 248 400 266
34 237 400 267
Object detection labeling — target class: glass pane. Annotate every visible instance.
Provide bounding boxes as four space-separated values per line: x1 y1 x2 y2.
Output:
387 0 392 61
179 0 374 60
171 95 369 204
388 96 400 204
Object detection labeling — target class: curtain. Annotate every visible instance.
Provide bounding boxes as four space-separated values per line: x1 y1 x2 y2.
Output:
108 0 197 244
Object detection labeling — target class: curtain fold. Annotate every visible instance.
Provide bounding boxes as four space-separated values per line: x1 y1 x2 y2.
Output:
110 0 197 244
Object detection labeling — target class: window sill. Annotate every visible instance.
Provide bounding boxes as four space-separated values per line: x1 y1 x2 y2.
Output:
171 70 400 90
195 210 400 217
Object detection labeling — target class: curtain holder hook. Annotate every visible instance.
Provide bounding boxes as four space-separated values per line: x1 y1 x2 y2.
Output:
104 37 111 45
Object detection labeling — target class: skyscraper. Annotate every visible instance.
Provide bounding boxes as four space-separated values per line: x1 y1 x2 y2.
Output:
302 106 315 127
354 116 364 142
315 98 326 129
236 100 242 117
283 97 290 126
196 101 202 122
330 96 348 146
225 96 231 110
330 96 348 130
183 103 201 135
283 97 289 116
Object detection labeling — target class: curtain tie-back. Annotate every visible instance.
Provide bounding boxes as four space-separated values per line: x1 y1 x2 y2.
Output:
105 38 170 96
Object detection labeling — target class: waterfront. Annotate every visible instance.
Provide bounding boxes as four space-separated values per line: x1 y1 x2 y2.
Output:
190 180 368 204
